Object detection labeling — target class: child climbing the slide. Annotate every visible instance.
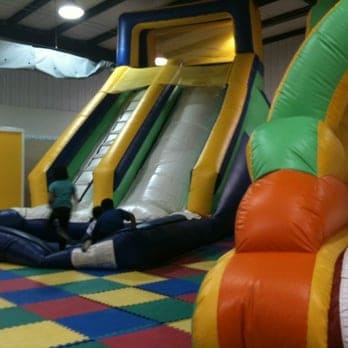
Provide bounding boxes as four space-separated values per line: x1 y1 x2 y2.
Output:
48 165 77 250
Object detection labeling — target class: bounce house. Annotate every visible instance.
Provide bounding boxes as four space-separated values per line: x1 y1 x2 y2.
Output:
192 0 348 347
0 1 268 269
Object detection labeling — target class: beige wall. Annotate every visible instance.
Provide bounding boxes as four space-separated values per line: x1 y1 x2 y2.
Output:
0 69 112 205
263 34 304 102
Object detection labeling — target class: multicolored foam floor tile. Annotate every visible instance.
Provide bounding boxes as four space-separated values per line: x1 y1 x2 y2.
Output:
0 237 233 348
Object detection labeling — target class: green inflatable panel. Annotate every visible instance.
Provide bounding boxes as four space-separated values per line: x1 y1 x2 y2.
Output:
249 116 319 181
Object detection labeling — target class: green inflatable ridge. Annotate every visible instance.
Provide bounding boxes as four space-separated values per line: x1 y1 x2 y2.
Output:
269 0 348 122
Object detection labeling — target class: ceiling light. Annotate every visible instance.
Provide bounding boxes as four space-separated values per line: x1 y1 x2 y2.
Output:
155 57 168 66
58 2 84 20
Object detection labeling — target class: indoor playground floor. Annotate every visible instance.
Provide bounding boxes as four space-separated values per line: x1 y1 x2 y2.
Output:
0 237 233 348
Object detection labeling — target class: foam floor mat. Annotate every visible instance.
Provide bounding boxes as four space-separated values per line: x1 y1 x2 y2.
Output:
0 238 233 348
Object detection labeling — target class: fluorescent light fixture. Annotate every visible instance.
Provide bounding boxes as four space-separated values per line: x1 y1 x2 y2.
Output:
155 57 168 66
58 2 84 20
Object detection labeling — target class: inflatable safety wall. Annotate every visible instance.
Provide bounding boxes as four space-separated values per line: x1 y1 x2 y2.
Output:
192 1 348 347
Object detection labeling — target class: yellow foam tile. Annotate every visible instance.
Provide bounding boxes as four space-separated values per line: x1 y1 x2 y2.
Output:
29 270 94 285
0 321 87 348
83 287 167 307
0 298 15 309
184 260 217 271
104 271 166 286
167 319 192 333
0 262 25 270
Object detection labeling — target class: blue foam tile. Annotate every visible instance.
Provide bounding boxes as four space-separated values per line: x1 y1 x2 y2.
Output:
0 270 20 280
57 308 158 338
139 278 200 297
1 286 73 305
80 269 120 277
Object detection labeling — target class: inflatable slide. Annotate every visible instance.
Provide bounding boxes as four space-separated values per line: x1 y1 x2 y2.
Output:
192 1 348 347
0 0 268 269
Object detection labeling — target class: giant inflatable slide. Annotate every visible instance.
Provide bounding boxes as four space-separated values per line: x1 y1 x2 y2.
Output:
192 1 348 347
0 1 268 269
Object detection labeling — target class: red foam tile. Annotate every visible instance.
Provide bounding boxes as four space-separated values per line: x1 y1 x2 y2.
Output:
22 296 109 319
146 265 205 278
176 293 197 303
101 325 191 348
173 255 203 265
0 278 44 292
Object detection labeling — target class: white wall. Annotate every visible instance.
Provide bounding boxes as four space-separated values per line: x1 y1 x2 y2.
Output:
0 104 75 139
263 34 304 103
0 35 304 137
0 69 111 138
0 68 112 205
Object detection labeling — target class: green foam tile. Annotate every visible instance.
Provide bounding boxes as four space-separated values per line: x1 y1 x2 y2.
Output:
182 274 206 284
58 278 126 295
11 268 64 277
0 307 43 329
125 298 194 323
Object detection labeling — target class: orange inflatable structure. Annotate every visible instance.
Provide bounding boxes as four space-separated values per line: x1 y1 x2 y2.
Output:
192 1 348 347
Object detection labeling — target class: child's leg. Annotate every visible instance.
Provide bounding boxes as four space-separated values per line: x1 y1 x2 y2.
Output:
54 208 72 249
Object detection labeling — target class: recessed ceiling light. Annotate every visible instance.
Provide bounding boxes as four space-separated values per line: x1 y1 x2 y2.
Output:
58 3 84 20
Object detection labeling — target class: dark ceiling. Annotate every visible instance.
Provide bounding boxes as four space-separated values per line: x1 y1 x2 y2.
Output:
0 0 313 63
